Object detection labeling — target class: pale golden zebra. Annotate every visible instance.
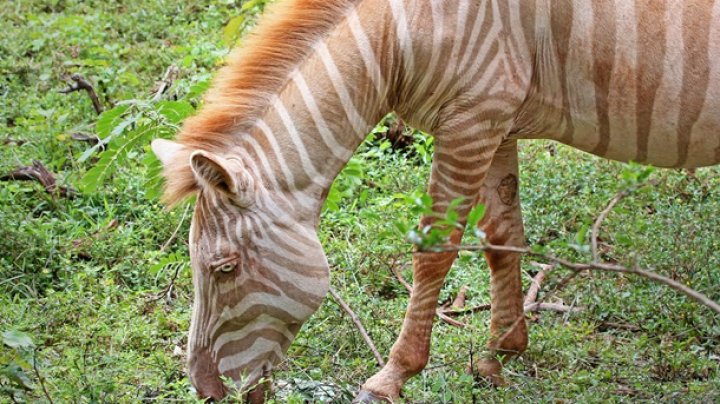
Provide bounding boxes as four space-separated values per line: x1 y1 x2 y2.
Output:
151 0 720 401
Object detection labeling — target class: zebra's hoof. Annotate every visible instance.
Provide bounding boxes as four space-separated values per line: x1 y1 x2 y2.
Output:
353 389 390 403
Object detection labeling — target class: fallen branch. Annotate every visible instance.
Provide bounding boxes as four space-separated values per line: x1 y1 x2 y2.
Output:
0 160 75 198
71 132 101 146
421 243 720 315
451 285 469 310
328 287 385 368
60 73 103 115
523 264 552 307
3 137 25 146
524 302 582 313
152 65 179 102
391 264 575 329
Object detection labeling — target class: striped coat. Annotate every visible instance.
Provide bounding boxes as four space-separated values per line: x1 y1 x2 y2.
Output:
152 0 720 401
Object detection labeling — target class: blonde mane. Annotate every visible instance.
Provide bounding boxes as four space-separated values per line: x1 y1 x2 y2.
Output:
162 0 361 205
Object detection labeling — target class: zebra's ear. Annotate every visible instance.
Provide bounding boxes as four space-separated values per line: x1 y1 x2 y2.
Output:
151 139 185 166
189 151 253 205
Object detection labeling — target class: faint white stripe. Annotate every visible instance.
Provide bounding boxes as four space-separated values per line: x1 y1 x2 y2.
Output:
217 337 284 374
256 120 300 189
459 0 489 72
389 0 415 73
348 9 387 96
272 97 326 180
213 315 295 355
213 292 316 336
317 41 369 135
292 72 354 160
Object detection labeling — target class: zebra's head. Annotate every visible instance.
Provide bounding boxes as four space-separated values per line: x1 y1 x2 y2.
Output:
152 139 330 400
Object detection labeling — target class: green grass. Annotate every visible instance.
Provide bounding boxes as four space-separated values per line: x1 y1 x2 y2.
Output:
1 1 718 402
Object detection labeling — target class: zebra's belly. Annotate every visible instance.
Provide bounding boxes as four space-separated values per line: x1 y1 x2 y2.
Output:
552 108 720 169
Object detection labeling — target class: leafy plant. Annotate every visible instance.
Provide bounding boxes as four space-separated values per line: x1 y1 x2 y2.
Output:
0 330 35 398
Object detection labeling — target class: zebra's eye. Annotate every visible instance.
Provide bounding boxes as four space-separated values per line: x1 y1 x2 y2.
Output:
217 263 235 274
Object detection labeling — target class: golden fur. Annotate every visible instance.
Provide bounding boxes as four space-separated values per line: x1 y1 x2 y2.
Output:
162 0 361 206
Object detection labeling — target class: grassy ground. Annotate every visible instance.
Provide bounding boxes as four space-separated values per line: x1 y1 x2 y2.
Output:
1 1 719 402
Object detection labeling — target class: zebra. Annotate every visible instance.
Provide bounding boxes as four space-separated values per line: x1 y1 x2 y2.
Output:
151 0 720 401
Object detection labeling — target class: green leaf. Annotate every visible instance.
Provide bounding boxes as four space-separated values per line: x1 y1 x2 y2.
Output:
467 204 486 228
2 330 34 349
96 105 130 139
575 224 589 246
80 125 170 193
1 364 33 390
142 149 164 200
223 15 246 46
156 100 195 125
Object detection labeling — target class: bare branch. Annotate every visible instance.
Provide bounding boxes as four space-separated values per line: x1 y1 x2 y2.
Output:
524 302 582 313
421 243 720 315
60 73 103 115
328 287 385 368
390 264 412 293
524 266 552 307
451 285 469 310
0 160 75 198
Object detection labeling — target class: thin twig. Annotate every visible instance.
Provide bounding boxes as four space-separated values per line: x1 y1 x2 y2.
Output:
421 243 720 315
160 204 190 252
390 265 412 293
590 180 658 262
32 347 54 404
328 287 385 368
148 263 183 303
152 65 179 102
59 73 103 114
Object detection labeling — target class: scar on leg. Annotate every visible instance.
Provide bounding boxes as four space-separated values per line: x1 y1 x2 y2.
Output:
497 174 518 205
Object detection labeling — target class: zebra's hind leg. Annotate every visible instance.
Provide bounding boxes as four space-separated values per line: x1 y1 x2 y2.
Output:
472 139 528 386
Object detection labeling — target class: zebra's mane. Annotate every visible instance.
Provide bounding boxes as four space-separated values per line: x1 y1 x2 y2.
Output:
162 0 361 205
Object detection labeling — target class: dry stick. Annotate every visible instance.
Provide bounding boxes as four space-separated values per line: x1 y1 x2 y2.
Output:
521 264 580 313
0 160 75 198
523 266 549 307
59 73 103 115
152 65 179 102
424 244 720 315
524 302 582 313
328 287 385 368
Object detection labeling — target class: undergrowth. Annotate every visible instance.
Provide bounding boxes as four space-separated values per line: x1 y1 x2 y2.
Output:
1 0 718 402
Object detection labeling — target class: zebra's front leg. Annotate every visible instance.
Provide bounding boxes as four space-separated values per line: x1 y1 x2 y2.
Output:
356 133 504 402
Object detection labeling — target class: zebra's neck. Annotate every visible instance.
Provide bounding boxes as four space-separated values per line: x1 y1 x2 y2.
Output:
233 2 395 220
